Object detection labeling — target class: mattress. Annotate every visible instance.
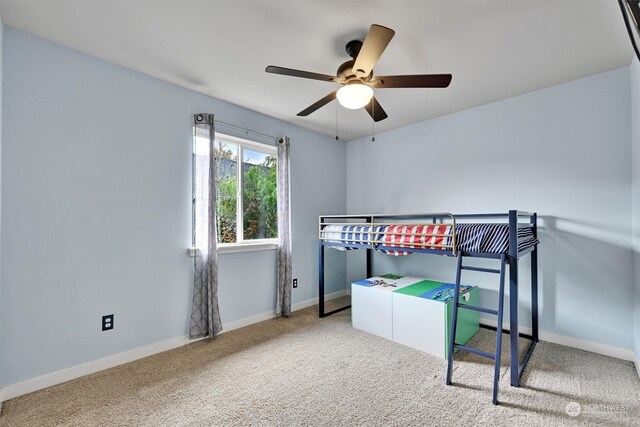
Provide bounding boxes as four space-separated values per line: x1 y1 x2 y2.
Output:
322 223 539 256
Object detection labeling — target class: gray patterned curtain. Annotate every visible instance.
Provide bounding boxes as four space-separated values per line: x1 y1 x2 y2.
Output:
276 136 292 317
189 113 223 339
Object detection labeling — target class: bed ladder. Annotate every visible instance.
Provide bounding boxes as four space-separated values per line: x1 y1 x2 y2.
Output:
445 253 506 405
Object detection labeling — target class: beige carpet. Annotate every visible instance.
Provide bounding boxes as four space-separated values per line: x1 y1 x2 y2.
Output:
1 305 639 426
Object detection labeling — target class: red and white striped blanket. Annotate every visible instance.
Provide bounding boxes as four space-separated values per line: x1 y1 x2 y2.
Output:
378 224 452 256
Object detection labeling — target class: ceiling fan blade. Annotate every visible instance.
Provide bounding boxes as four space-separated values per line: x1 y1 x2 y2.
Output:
266 65 338 83
370 74 452 88
352 24 395 78
363 96 388 122
297 90 338 116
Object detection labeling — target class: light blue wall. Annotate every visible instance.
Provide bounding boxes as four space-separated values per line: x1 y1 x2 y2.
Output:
631 58 640 368
0 28 346 386
0 17 3 394
346 67 634 350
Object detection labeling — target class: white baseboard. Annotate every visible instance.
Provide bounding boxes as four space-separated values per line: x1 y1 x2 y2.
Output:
220 290 347 331
291 289 348 312
0 290 348 402
480 318 636 362
1 335 204 401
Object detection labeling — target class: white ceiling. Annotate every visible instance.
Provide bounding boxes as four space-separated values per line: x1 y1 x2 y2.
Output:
0 0 633 141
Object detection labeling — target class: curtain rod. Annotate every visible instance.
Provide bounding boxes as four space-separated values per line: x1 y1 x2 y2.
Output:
214 120 278 141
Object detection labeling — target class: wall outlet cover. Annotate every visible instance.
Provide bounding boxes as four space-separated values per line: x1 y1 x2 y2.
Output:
102 314 114 331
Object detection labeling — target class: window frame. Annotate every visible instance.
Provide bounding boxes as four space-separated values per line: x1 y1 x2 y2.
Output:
194 130 278 253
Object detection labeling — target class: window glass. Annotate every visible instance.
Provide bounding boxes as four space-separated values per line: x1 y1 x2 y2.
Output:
242 149 277 240
214 140 238 244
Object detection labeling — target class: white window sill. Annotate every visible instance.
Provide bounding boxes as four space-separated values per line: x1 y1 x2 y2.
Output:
188 242 278 256
219 242 278 254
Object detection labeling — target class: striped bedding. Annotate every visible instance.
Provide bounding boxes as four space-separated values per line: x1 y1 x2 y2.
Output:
322 225 386 250
455 224 538 254
323 223 538 256
377 224 453 256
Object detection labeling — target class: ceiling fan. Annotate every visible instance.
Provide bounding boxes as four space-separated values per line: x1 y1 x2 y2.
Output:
265 24 452 122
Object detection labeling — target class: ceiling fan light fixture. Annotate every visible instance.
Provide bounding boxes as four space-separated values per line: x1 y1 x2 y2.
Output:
336 82 373 109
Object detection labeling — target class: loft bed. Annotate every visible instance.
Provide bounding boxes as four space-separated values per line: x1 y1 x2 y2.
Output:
317 210 539 398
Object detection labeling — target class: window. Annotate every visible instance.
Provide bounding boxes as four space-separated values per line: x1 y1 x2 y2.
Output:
193 131 277 250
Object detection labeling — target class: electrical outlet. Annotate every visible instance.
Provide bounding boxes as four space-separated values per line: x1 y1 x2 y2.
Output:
293 278 298 288
102 314 114 331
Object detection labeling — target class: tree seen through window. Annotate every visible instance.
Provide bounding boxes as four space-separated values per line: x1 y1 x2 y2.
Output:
211 139 277 244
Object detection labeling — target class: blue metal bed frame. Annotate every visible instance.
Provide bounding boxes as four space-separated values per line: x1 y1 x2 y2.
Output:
317 210 539 390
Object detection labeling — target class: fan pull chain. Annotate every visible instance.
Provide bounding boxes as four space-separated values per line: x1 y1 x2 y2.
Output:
371 98 376 142
335 102 339 141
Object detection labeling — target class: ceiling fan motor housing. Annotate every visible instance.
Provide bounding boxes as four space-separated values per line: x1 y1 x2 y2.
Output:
337 60 372 82
337 60 355 80
340 40 373 82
